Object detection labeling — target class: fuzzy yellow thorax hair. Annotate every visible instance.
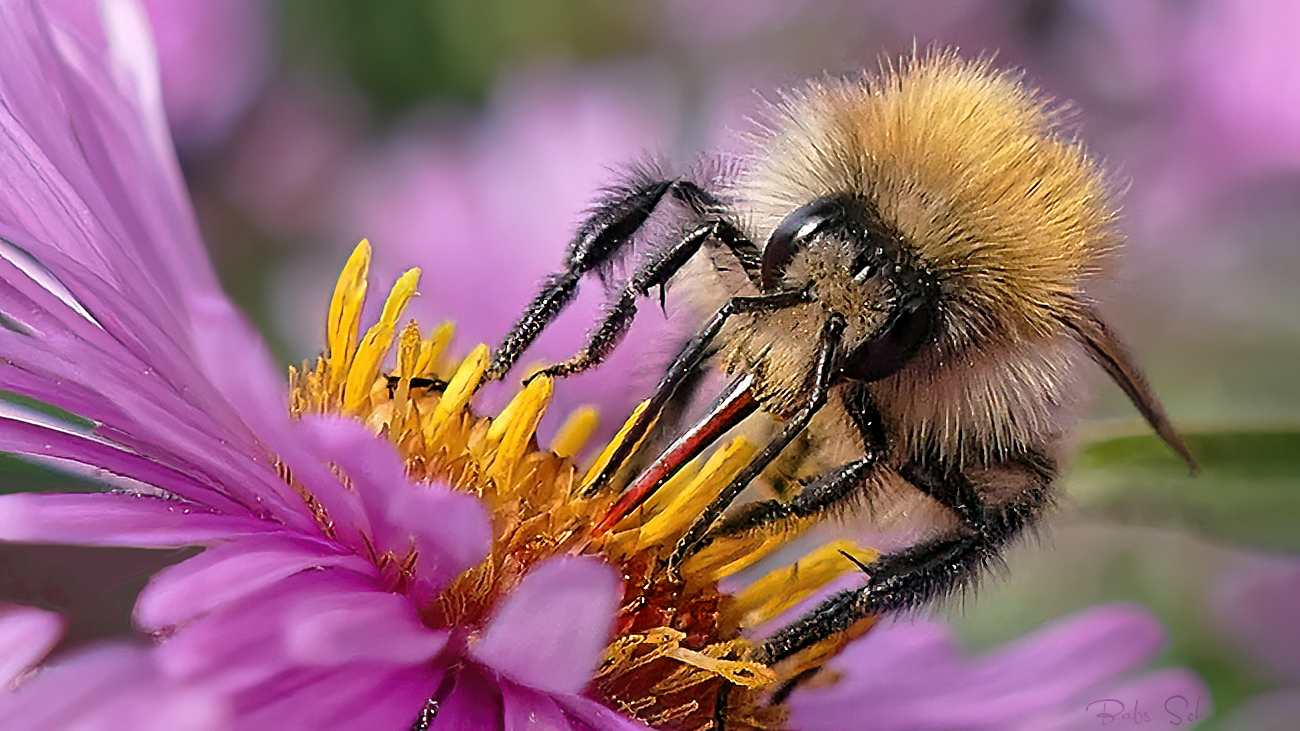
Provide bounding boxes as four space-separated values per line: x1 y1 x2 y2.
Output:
745 52 1118 346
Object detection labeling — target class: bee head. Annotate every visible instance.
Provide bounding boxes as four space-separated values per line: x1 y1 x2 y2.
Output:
748 52 1120 370
762 192 943 382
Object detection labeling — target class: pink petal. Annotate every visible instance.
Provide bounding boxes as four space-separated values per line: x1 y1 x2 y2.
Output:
299 416 492 598
554 694 653 731
471 557 621 695
0 604 63 685
963 603 1166 714
0 643 228 731
157 567 431 690
285 591 448 666
435 666 504 731
500 681 574 731
135 533 372 631
0 492 275 547
234 665 440 731
1060 668 1210 731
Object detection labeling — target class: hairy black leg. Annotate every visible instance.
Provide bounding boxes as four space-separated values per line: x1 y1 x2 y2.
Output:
583 289 812 497
486 177 760 382
526 211 761 382
486 179 674 381
706 384 887 540
533 221 734 380
530 223 715 380
666 314 846 575
754 453 1055 665
709 457 877 538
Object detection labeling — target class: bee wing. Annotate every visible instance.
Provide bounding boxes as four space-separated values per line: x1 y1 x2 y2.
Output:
1066 304 1198 472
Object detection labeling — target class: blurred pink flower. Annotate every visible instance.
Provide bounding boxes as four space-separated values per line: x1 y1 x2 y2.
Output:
791 604 1208 730
1213 553 1300 683
1183 0 1300 178
1211 552 1300 731
142 0 274 152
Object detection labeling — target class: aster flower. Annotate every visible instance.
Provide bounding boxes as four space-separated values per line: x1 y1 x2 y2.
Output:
0 1 1208 730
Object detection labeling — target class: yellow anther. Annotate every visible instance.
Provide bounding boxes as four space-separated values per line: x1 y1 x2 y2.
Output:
732 540 880 627
489 376 554 484
550 406 599 459
636 437 757 549
429 345 488 431
325 240 371 394
581 399 650 491
344 267 420 412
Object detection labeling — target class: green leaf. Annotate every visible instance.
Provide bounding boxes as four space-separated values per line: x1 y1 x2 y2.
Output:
1068 429 1300 551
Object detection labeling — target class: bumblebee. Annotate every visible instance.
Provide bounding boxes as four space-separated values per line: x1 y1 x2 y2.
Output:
487 52 1195 665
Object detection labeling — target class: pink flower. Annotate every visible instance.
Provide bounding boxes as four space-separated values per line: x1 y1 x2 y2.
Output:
0 1 627 728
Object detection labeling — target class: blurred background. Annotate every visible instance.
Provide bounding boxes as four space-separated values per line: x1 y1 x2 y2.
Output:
4 0 1300 728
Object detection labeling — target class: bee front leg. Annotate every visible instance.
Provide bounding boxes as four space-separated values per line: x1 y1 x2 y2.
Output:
706 456 878 539
530 221 727 381
754 454 1054 665
487 178 677 382
487 177 761 383
666 314 847 575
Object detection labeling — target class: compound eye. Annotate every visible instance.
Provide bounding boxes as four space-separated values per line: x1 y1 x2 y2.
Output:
761 195 845 291
841 292 939 382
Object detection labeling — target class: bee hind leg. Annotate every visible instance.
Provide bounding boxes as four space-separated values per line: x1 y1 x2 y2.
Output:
754 455 1054 665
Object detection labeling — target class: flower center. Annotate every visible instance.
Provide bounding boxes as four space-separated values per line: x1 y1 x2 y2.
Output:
287 241 881 730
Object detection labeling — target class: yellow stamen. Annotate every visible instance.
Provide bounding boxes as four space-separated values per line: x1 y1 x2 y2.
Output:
325 240 371 399
428 344 488 434
635 437 757 550
488 375 553 484
417 321 455 376
344 267 421 412
731 540 880 628
550 406 598 459
581 399 650 491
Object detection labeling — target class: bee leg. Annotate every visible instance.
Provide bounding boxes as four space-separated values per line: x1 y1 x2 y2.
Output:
666 314 846 575
487 178 677 381
754 455 1054 665
705 382 889 538
384 375 448 397
708 456 878 538
584 288 812 497
487 177 759 382
532 220 739 380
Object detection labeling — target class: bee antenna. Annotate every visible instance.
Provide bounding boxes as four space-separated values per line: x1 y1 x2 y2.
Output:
1065 302 1199 474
